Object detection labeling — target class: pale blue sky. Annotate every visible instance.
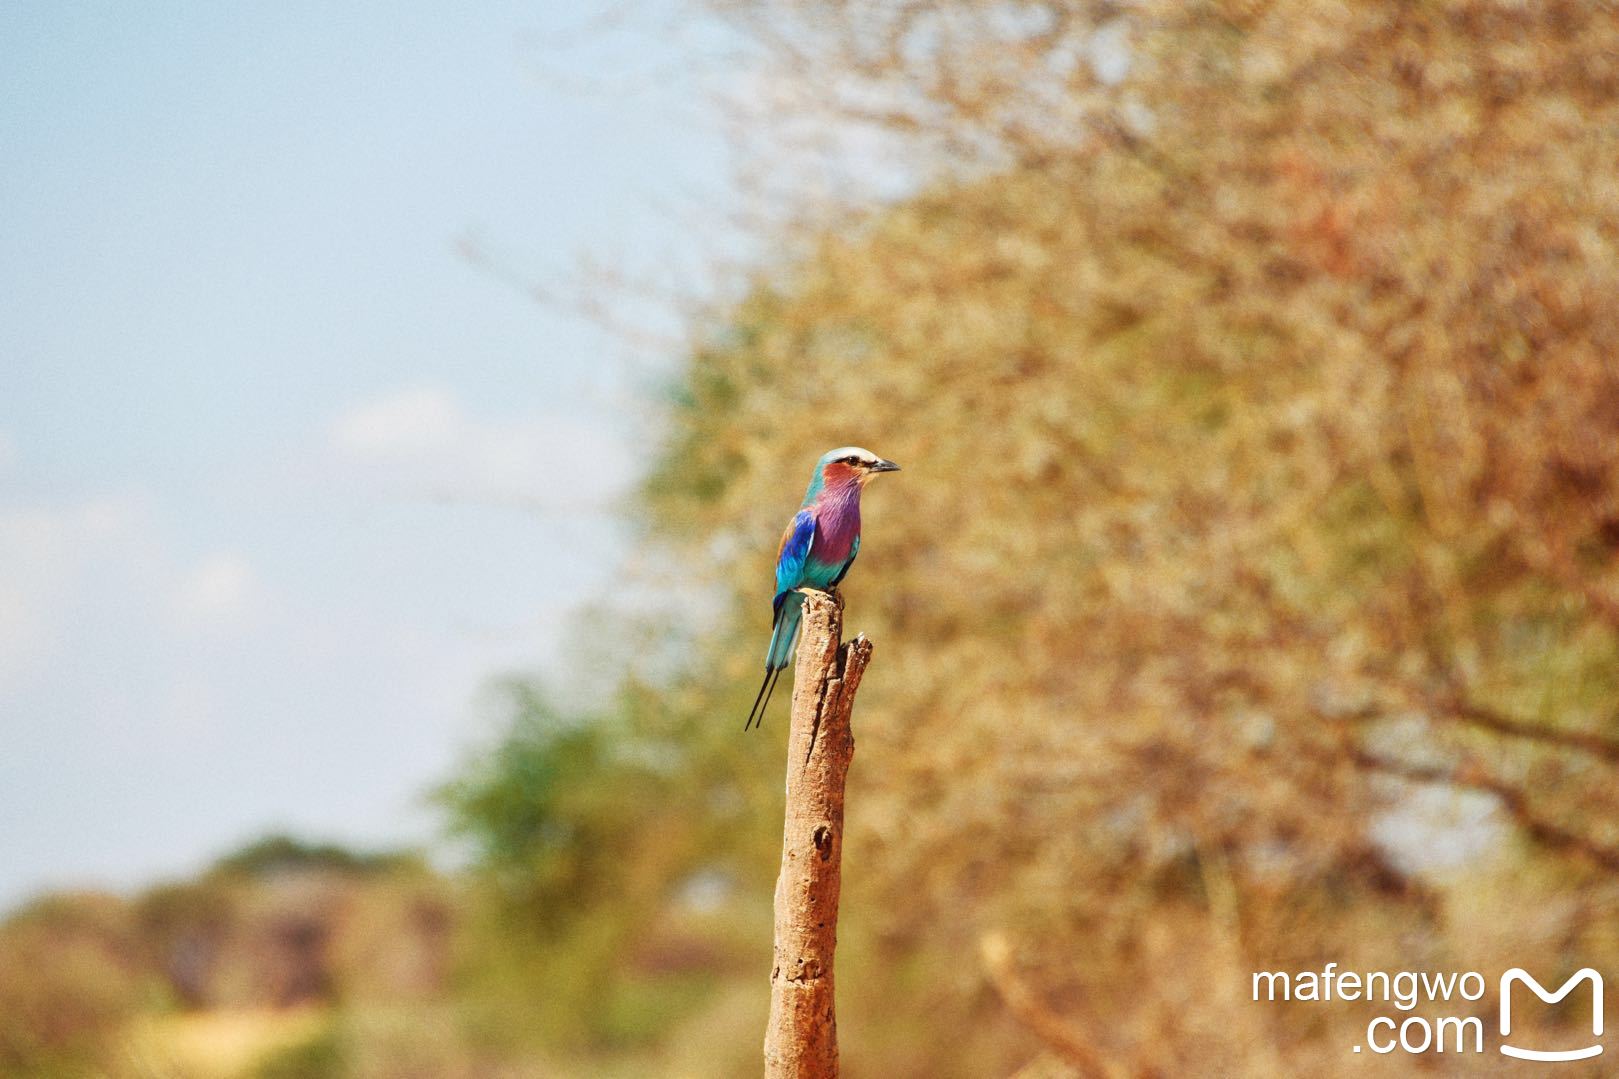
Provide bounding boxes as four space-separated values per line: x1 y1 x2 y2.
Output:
0 2 732 906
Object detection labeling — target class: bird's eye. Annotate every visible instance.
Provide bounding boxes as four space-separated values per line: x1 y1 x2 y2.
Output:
843 455 860 465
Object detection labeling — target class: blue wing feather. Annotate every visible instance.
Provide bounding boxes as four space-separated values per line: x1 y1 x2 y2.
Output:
758 509 817 674
774 509 817 600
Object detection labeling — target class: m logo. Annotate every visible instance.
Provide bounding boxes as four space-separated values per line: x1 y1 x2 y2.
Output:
1499 967 1604 1062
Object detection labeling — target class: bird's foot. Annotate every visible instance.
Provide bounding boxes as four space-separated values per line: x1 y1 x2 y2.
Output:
796 585 845 611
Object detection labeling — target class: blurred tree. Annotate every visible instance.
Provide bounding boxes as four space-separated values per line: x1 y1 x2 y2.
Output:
132 837 444 1015
0 894 151 1078
621 0 1619 1071
438 679 763 1050
211 835 417 878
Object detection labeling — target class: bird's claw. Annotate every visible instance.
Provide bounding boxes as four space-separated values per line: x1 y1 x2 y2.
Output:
796 585 845 611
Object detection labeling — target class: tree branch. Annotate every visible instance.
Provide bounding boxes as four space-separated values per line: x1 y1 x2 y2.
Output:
1437 696 1619 765
764 589 872 1078
1349 749 1619 875
980 932 1117 1079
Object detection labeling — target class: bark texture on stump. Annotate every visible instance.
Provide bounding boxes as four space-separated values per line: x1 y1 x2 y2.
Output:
763 589 872 1079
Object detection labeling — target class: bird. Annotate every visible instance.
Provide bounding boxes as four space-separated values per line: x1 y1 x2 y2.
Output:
743 446 900 730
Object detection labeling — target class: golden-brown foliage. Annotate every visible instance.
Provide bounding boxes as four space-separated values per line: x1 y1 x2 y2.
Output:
641 1 1619 1071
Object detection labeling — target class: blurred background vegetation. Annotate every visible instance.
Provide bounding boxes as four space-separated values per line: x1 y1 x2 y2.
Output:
7 0 1619 1075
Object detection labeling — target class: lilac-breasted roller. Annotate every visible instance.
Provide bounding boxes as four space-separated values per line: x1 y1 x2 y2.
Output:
743 446 901 730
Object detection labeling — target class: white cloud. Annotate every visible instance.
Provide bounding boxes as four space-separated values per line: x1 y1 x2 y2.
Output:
328 384 634 509
0 492 158 693
173 553 264 631
332 385 462 457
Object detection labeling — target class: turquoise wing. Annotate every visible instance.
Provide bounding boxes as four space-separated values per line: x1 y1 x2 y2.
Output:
774 509 817 601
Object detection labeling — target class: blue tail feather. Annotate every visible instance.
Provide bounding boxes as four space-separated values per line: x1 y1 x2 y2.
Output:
744 592 806 731
767 592 806 671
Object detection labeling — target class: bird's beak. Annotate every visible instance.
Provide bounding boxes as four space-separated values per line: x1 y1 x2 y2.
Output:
871 458 901 473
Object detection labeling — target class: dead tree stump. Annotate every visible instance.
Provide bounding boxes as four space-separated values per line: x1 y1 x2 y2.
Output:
763 589 873 1078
